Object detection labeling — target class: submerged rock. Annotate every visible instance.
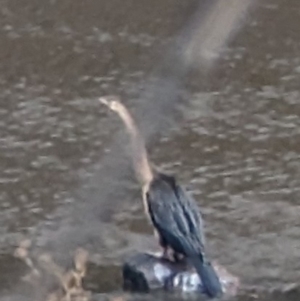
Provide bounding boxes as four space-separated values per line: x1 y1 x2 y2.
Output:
122 252 239 297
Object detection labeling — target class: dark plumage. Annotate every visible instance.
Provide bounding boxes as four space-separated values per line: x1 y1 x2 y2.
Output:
146 173 222 298
100 96 222 298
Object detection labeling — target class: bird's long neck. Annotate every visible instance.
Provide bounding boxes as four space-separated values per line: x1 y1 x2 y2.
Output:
115 105 153 188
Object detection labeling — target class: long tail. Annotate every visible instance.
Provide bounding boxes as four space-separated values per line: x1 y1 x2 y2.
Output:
189 255 223 298
100 96 153 188
180 239 223 298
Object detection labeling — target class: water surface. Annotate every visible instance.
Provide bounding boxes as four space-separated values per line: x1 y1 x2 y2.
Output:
0 0 300 300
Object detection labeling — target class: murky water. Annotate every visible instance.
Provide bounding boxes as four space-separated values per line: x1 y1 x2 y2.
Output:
1 0 300 300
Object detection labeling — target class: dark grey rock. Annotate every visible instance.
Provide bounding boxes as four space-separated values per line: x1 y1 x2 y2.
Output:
122 252 239 297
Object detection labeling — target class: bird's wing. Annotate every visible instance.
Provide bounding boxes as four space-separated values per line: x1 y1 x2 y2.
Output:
146 177 205 255
176 184 206 246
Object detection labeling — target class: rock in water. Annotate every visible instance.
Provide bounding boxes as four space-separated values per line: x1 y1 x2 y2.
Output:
122 252 239 297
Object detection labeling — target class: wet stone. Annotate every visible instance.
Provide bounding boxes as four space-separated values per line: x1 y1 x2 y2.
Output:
122 252 239 297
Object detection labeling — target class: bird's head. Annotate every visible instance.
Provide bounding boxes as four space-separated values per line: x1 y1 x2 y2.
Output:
99 95 123 113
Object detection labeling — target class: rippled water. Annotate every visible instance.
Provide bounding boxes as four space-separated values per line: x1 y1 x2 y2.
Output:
0 0 300 300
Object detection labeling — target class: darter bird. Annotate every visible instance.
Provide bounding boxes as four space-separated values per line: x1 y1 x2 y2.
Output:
99 95 222 298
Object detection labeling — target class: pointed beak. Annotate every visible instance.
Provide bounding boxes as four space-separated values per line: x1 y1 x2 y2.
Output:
99 97 109 106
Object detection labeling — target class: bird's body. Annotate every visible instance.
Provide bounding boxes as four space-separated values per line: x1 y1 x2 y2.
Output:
100 96 222 298
146 172 222 297
146 172 205 257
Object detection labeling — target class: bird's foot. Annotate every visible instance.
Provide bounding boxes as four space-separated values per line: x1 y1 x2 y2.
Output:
173 252 187 264
161 248 171 261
